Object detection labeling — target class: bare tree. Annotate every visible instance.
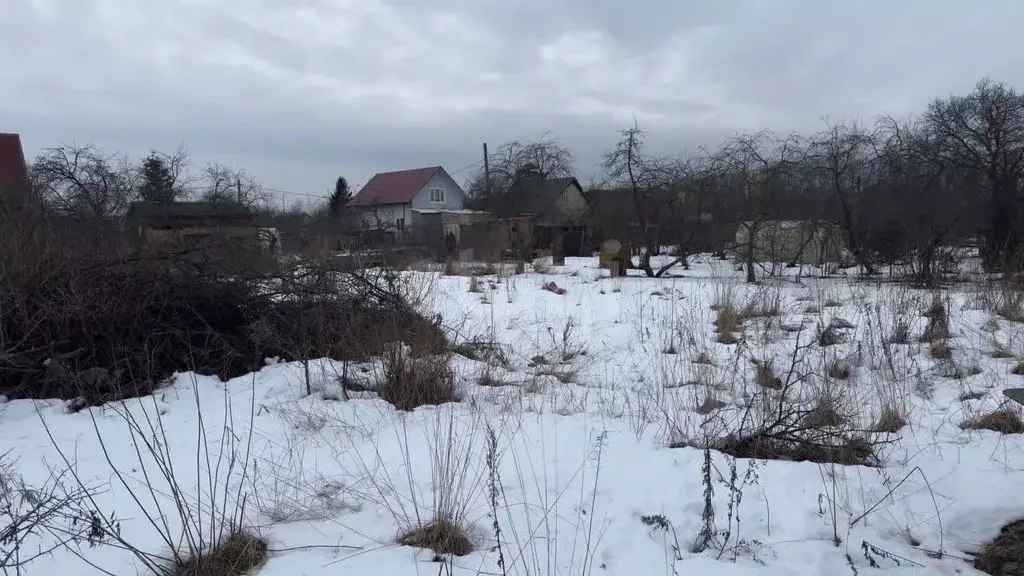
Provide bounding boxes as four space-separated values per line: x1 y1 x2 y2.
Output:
874 117 982 284
31 144 137 220
655 156 723 270
199 163 270 210
716 131 807 283
148 145 193 200
468 134 575 215
602 124 680 277
924 78 1024 270
808 121 878 274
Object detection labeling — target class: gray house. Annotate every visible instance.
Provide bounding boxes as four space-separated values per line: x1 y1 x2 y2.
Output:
346 166 467 233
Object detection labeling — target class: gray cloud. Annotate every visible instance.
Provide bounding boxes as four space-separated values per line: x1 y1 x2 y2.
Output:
3 0 1024 204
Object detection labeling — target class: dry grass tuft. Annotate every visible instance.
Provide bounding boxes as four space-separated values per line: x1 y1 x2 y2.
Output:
397 519 473 557
888 320 911 345
741 287 781 319
171 530 268 576
1013 361 1024 376
802 398 846 429
443 260 458 276
817 325 843 347
378 351 460 411
714 305 742 344
973 519 1024 576
991 345 1015 359
874 406 907 433
468 275 481 293
754 360 783 390
827 360 853 381
921 295 951 343
693 350 715 365
930 340 953 360
995 285 1024 323
696 396 728 415
963 409 1024 434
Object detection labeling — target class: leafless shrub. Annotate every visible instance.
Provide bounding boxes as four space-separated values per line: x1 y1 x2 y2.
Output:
994 283 1024 322
38 373 258 576
443 260 457 276
741 285 781 319
377 346 459 411
962 408 1024 434
0 454 99 573
675 330 886 467
345 408 484 564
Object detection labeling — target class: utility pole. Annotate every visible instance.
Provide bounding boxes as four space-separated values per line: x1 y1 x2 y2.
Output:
483 143 491 197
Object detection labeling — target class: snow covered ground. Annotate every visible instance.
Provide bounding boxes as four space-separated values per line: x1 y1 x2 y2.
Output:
2 254 1023 575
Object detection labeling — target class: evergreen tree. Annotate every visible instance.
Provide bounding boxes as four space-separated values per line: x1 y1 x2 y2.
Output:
139 153 176 202
328 176 351 216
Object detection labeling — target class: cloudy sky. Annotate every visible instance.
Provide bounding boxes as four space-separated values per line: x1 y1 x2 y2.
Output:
3 0 1024 205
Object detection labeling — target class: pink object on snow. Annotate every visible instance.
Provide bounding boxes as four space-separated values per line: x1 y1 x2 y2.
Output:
541 281 566 295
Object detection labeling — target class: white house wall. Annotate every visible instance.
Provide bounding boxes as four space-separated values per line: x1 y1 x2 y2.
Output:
353 203 409 230
409 170 466 211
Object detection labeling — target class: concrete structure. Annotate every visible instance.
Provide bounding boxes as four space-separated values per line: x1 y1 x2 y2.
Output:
734 220 848 266
126 201 259 252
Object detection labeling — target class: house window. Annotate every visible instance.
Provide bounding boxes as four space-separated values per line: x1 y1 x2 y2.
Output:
396 217 405 231
429 188 445 203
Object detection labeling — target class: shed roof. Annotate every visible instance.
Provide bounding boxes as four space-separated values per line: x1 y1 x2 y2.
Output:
127 201 253 220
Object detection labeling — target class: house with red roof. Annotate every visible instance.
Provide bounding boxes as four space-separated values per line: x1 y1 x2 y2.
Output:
346 166 468 232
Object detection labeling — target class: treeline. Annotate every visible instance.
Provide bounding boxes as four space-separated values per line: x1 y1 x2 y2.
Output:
468 78 1024 283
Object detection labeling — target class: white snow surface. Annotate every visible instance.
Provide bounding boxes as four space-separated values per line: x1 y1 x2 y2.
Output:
2 255 1023 575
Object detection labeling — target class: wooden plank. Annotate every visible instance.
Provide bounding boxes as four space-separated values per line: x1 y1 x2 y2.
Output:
1003 388 1024 406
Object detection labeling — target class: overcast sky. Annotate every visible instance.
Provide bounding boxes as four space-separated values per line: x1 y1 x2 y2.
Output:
4 1 1024 206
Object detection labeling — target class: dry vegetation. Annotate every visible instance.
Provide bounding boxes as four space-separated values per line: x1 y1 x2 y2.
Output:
962 408 1024 434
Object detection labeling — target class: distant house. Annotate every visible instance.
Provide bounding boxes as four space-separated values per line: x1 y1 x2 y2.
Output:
502 175 589 257
126 201 259 252
0 133 31 211
516 176 588 226
346 166 467 234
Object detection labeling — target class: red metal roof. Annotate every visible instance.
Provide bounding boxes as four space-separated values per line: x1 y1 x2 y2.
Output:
0 133 29 192
347 166 441 207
